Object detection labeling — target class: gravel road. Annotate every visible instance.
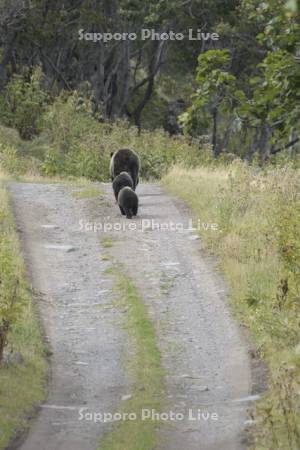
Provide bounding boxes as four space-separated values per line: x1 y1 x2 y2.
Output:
9 182 254 450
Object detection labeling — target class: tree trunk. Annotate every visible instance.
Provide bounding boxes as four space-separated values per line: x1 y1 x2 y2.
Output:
245 126 259 162
259 124 272 162
0 320 10 364
130 38 167 130
222 118 234 152
212 108 219 158
133 77 154 131
0 32 16 90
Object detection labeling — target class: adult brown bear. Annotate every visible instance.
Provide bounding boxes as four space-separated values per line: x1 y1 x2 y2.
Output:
110 148 140 189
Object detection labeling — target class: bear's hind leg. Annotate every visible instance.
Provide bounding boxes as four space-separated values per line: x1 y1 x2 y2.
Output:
119 205 125 215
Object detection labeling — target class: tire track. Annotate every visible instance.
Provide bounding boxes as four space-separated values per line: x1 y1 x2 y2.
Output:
97 183 252 450
9 183 126 450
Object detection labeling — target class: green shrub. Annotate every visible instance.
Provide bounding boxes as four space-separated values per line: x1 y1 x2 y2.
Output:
32 92 207 180
0 125 22 150
0 88 213 181
0 145 23 176
0 187 24 362
42 148 66 176
0 67 48 140
0 143 42 177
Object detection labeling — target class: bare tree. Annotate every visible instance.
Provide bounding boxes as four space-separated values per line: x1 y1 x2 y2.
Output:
0 0 31 88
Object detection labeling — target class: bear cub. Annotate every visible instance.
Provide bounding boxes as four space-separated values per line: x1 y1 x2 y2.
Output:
118 186 138 219
112 171 133 202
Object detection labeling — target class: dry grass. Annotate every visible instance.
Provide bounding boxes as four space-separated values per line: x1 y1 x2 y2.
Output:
163 162 300 449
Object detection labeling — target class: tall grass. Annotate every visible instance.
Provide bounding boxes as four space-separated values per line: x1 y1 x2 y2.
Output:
0 177 47 449
163 162 300 449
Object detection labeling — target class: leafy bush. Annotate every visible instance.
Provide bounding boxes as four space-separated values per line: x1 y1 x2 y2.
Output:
0 125 22 150
42 148 65 176
0 145 23 176
0 67 48 140
0 142 42 177
35 92 206 180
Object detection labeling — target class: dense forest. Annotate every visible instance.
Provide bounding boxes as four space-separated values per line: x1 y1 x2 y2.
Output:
0 0 299 166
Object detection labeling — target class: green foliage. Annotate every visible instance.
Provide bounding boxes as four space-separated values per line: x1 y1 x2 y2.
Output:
0 145 23 176
195 49 234 91
181 50 240 133
0 125 22 150
0 138 41 177
0 237 22 360
0 180 47 449
38 92 108 178
0 67 48 140
65 147 103 180
28 92 205 180
0 89 210 180
238 0 300 151
239 50 300 143
181 50 244 157
42 148 65 177
0 186 23 361
180 0 299 160
251 0 299 51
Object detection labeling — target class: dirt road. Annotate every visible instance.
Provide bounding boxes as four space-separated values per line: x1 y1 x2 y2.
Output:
9 182 254 450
